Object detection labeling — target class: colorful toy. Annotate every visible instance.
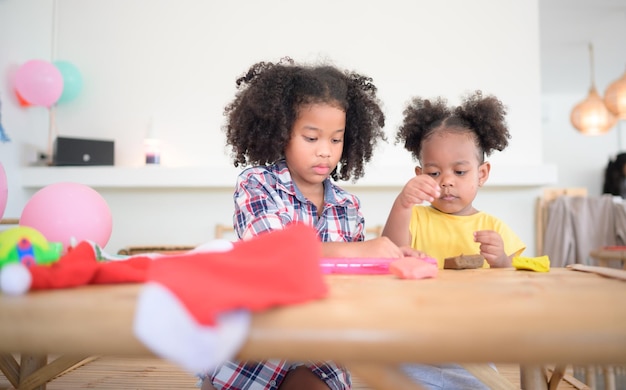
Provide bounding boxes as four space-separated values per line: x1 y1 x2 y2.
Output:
0 226 62 296
0 226 63 268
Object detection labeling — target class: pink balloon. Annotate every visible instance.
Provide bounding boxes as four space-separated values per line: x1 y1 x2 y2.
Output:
20 182 112 251
0 163 7 219
14 60 63 107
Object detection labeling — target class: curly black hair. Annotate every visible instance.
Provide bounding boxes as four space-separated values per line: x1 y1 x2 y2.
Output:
603 152 626 196
224 57 386 181
396 90 510 163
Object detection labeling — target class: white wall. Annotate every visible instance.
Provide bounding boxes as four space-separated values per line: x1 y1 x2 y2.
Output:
1 0 549 255
0 0 53 216
542 94 625 196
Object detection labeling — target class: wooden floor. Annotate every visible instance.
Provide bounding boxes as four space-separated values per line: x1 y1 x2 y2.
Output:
0 356 588 389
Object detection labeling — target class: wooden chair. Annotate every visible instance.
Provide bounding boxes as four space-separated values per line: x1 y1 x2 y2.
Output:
117 245 196 256
118 223 238 255
588 247 626 269
214 223 236 240
0 218 19 232
365 224 383 239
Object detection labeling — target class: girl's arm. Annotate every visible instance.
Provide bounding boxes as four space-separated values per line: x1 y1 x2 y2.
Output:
322 237 406 258
382 175 440 247
382 196 413 247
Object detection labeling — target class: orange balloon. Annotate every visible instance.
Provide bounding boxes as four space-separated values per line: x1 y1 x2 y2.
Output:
15 90 31 107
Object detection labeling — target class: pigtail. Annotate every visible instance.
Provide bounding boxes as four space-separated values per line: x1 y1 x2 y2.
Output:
456 91 510 156
397 97 449 159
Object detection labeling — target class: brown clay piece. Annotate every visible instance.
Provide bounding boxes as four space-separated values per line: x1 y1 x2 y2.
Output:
443 254 484 269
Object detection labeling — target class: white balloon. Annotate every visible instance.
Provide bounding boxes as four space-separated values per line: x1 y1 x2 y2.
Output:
0 263 32 296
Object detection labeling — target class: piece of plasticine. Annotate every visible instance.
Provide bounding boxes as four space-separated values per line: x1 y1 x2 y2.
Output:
512 255 550 272
390 257 439 279
443 254 485 269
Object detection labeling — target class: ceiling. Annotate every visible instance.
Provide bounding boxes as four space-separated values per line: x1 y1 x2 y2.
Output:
539 0 626 95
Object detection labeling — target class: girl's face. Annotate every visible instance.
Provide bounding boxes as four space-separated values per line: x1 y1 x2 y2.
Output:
284 103 346 194
417 130 490 216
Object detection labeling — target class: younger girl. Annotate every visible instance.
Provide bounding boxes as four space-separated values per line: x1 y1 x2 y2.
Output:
383 90 527 389
383 90 526 268
202 58 418 390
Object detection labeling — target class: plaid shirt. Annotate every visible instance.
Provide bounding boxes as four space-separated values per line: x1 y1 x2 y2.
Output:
233 159 365 243
209 159 362 390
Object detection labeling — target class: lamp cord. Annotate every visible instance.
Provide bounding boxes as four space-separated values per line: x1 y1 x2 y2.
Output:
588 43 596 89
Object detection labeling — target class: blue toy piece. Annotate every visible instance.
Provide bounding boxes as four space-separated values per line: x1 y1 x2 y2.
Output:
0 96 10 143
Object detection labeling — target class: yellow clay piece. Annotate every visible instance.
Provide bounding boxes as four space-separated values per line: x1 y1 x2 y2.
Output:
512 255 550 272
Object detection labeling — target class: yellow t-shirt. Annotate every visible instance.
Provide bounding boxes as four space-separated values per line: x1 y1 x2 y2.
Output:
409 205 526 269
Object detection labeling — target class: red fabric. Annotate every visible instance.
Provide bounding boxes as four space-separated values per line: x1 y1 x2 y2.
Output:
146 223 327 326
92 257 152 284
29 242 151 289
27 223 327 327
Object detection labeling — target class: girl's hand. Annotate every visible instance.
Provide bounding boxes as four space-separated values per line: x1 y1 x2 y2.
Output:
355 236 409 258
474 230 511 267
321 238 432 260
399 246 430 259
398 175 441 208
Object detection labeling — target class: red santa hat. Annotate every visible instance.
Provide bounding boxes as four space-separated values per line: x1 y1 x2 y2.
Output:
134 223 327 372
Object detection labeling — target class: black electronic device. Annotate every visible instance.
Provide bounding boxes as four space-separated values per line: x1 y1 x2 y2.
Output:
52 136 114 166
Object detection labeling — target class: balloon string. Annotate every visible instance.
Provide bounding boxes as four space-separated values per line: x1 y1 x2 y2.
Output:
51 0 58 61
48 0 58 164
48 107 57 165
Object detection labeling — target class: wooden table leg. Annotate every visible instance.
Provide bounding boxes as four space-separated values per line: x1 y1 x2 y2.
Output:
0 354 20 388
17 355 98 390
462 364 519 389
1 354 97 390
603 365 616 390
19 354 47 390
520 365 549 390
547 364 566 390
586 366 597 389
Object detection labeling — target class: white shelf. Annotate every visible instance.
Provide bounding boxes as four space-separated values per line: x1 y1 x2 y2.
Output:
20 166 240 189
20 164 558 189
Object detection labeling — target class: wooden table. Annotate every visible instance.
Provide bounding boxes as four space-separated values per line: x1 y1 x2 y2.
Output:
1 268 625 389
590 248 626 269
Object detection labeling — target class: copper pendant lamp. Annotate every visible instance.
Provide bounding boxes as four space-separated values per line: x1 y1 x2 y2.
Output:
604 65 626 119
570 44 617 135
